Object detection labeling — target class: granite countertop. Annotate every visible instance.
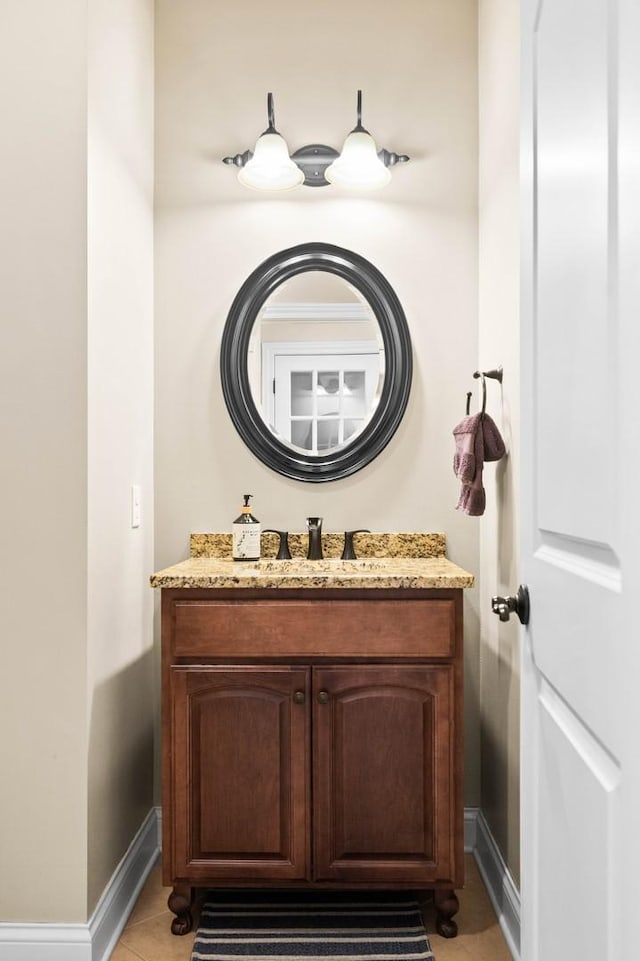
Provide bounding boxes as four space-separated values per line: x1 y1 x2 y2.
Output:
150 555 475 590
150 531 474 590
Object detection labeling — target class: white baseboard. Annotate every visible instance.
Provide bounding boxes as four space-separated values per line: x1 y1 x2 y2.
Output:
89 807 160 961
0 807 160 961
0 930 92 961
473 810 521 961
0 806 518 960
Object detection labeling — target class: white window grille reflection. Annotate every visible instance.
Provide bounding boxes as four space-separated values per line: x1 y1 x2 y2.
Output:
270 348 381 456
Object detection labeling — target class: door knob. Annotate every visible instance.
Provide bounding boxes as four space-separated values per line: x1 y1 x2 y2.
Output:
317 690 330 704
293 690 305 705
491 584 530 625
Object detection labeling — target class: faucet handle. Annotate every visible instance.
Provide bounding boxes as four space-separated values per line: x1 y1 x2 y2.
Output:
341 529 371 560
263 529 292 560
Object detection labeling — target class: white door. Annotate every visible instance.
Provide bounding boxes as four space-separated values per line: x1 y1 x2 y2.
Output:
521 2 640 960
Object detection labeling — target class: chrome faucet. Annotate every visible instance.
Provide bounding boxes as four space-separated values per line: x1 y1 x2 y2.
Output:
306 517 324 560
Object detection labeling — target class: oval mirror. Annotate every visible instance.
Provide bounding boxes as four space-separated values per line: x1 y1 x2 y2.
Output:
220 243 412 482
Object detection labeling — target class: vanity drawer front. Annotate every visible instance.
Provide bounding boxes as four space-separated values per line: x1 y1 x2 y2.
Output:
172 598 456 659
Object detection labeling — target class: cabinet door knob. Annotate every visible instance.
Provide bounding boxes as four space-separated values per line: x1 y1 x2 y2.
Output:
293 690 306 705
317 690 330 705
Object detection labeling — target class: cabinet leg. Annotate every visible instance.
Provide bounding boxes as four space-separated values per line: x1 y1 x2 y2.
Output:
434 888 459 938
168 884 193 936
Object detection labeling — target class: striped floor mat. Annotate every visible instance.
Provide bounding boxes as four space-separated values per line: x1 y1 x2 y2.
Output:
191 892 435 961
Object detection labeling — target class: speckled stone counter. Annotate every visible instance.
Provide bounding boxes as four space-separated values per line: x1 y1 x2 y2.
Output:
150 555 474 591
190 531 447 560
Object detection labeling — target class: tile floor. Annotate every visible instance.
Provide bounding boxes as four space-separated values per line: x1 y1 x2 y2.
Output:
111 855 513 961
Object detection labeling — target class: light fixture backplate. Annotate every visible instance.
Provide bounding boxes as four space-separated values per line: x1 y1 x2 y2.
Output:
290 144 340 187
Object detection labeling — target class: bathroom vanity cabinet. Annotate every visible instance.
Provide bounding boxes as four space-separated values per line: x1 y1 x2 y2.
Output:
160 586 465 938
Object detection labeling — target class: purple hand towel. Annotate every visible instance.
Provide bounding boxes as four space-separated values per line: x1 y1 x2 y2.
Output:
453 412 506 516
453 413 483 483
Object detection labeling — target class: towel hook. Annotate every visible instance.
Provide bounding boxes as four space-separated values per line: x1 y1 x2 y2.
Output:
472 367 503 416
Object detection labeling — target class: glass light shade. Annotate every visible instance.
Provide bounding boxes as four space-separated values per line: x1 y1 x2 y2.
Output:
238 132 304 191
325 130 391 189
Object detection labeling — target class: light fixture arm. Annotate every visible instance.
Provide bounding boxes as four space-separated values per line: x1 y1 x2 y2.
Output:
222 91 410 188
355 89 364 131
350 91 408 165
265 91 276 134
222 91 278 169
352 90 409 166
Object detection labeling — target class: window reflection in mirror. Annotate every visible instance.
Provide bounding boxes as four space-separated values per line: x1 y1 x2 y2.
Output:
247 271 385 456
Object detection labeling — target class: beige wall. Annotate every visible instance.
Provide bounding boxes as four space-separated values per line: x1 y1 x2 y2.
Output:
478 0 521 883
0 0 521 928
0 0 90 923
87 0 155 914
155 0 481 804
0 0 154 925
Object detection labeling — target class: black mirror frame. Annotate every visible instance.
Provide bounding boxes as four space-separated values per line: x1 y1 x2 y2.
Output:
220 242 412 483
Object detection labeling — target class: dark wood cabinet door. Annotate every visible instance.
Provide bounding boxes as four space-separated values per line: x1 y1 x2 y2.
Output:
171 667 309 880
313 665 457 883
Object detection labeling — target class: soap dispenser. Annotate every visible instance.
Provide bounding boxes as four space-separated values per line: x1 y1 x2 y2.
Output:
232 494 261 561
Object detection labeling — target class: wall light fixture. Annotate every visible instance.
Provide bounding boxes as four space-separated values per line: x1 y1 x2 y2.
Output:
223 91 409 191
